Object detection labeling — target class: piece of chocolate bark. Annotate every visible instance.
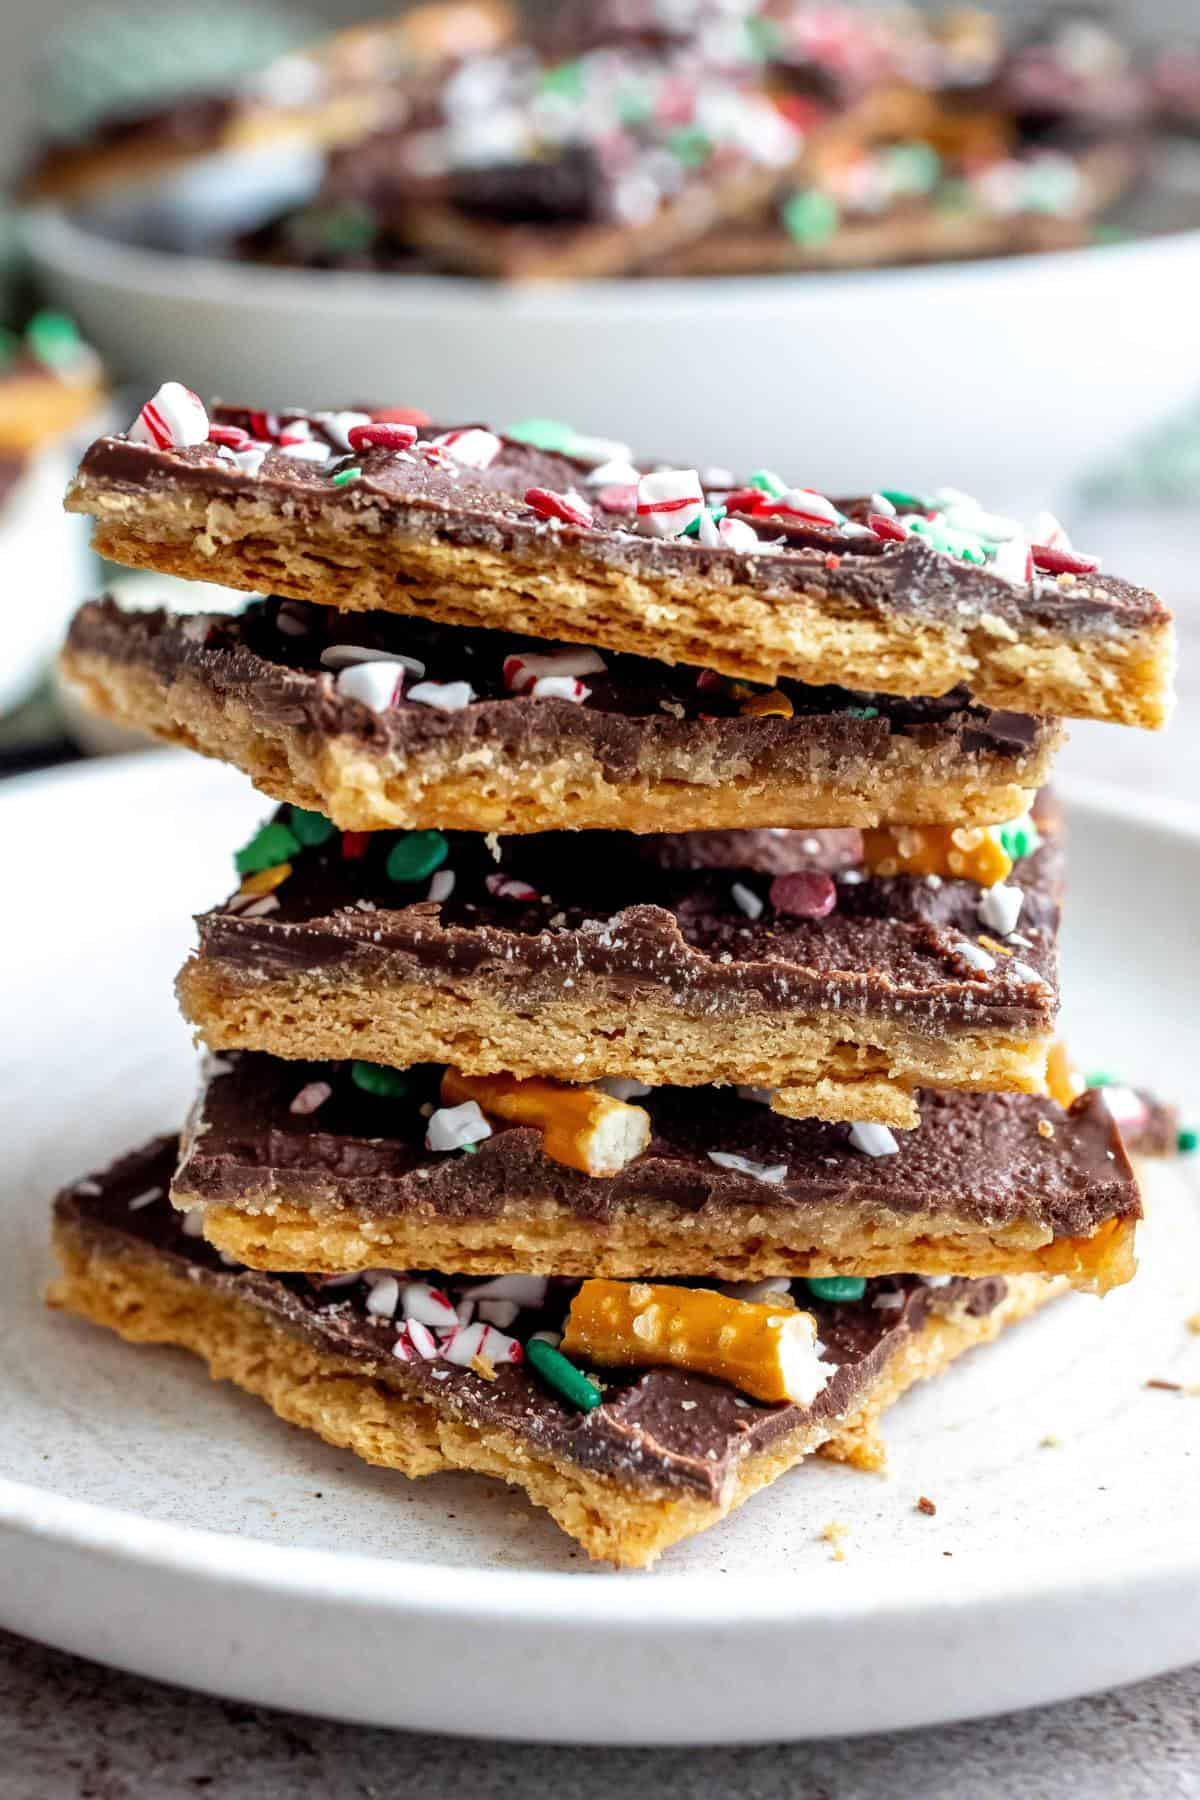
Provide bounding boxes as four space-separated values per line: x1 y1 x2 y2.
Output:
65 396 1174 728
50 1137 1062 1567
62 596 1061 834
177 806 1062 1128
172 1051 1140 1292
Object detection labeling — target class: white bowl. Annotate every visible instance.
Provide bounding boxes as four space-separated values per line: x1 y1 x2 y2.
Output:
27 196 1200 507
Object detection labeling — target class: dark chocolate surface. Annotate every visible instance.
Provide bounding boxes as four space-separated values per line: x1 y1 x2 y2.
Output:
67 595 1055 786
179 1053 1139 1240
71 411 1167 640
57 1136 1012 1502
195 803 1062 1035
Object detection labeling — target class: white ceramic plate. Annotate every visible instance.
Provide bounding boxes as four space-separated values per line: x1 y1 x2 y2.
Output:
1 753 1197 1744
24 140 1200 503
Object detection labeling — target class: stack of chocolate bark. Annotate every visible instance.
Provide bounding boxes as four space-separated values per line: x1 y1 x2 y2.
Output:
51 386 1173 1566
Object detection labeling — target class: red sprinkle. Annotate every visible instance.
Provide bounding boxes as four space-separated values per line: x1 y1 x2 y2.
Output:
695 669 726 692
371 406 431 428
348 422 418 452
594 483 638 514
824 553 842 570
769 870 837 919
341 831 370 860
524 486 593 528
867 512 907 543
208 424 251 450
1031 543 1101 576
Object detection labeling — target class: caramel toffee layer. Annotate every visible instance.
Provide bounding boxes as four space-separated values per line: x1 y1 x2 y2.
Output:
56 1136 1015 1503
178 1054 1138 1246
68 412 1166 646
65 594 1057 789
191 809 1061 1039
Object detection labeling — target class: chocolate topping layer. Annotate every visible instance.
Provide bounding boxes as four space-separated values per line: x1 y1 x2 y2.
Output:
70 413 1166 640
65 595 1055 788
57 1136 1012 1501
178 1053 1138 1240
195 804 1062 1035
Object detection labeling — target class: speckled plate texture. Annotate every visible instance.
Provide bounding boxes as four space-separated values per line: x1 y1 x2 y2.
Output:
1 752 1197 1744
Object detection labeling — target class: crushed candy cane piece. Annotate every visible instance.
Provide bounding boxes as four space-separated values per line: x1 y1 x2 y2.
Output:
463 1274 549 1307
336 662 406 711
731 881 763 921
405 1319 439 1359
278 439 331 463
848 1122 899 1156
585 458 641 487
406 680 475 711
565 434 632 468
957 939 997 973
708 1150 788 1184
289 1081 332 1116
503 649 605 693
366 1275 400 1319
432 427 502 469
347 421 418 452
485 873 539 901
592 1076 652 1100
636 468 704 537
322 644 425 676
525 486 593 527
718 516 759 550
313 410 371 450
425 1099 492 1152
977 882 1024 936
130 382 208 450
402 1282 459 1328
441 1320 522 1368
531 675 590 701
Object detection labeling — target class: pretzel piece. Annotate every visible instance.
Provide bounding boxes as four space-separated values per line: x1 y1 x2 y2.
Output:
440 1070 651 1176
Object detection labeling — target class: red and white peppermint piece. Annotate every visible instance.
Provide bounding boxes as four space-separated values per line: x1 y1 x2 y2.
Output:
391 1332 413 1362
594 483 638 514
289 1080 332 1116
476 1298 520 1328
989 537 1034 585
772 487 840 528
129 382 209 450
463 1274 549 1307
312 410 372 450
371 405 431 428
1031 511 1071 552
278 438 331 463
402 1282 459 1328
636 468 704 537
717 516 759 551
503 649 605 693
406 679 476 712
441 1320 522 1368
531 675 590 702
425 1100 492 1152
405 1319 440 1359
721 486 769 515
584 457 640 487
867 511 907 543
567 435 633 470
525 486 594 528
347 421 419 453
366 1275 400 1319
321 644 425 677
335 661 406 711
208 423 250 450
770 870 837 918
1031 543 1101 576
247 410 279 441
432 427 502 470
485 873 540 901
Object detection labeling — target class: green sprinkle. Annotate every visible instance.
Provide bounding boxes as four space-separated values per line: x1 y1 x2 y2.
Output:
24 309 82 369
748 468 787 498
616 86 651 127
539 58 585 99
526 1337 602 1412
744 15 784 56
805 1276 868 1303
669 125 712 168
350 1061 411 1098
460 1141 479 1155
1091 223 1127 246
844 705 880 719
935 179 972 213
1084 1071 1116 1089
0 327 18 372
781 188 839 246
331 466 362 486
998 815 1041 862
385 830 448 884
234 819 301 875
288 807 336 847
506 417 576 453
880 489 928 511
885 142 941 196
288 201 377 257
1177 1126 1198 1154
682 505 726 538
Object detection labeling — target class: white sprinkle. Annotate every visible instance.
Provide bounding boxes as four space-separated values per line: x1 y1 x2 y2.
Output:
428 868 456 903
336 661 405 712
407 680 475 712
463 1274 549 1307
701 466 736 488
566 434 633 469
321 644 425 676
708 1150 788 1184
1100 1085 1148 1127
585 457 640 486
977 882 1024 936
957 939 997 973
238 894 280 919
74 1179 102 1197
277 438 331 463
181 1209 205 1237
923 1274 953 1288
848 1122 900 1157
869 492 897 517
425 1100 492 1152
718 516 760 551
529 1329 562 1348
731 881 763 921
289 1080 332 1116
366 1276 400 1319
735 1084 776 1105
1008 959 1044 985
719 1277 793 1302
872 1290 906 1310
126 1187 161 1212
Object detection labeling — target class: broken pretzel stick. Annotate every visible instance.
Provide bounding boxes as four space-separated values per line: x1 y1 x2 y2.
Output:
440 1070 650 1177
561 1279 831 1405
861 822 1012 886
